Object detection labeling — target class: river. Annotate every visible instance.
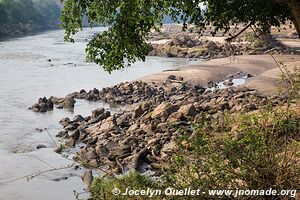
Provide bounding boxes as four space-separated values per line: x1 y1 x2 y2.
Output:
0 28 199 200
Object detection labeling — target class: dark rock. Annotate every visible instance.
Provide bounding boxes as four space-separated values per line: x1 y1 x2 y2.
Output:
246 73 254 78
91 108 105 119
223 80 234 87
85 149 98 160
133 105 144 118
56 130 68 138
141 102 151 112
36 144 46 149
30 97 53 113
218 101 230 110
59 117 71 128
73 115 85 123
167 75 176 80
131 148 150 170
95 145 109 157
65 123 78 131
109 145 131 159
88 111 111 124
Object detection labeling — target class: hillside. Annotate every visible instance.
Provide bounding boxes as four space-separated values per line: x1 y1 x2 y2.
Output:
0 0 61 37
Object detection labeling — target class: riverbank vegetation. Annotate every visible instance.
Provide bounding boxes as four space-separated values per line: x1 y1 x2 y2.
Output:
0 0 60 36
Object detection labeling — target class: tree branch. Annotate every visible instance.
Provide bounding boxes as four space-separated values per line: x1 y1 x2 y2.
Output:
225 22 253 42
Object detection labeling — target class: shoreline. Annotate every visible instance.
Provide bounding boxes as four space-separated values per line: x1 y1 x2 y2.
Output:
42 54 300 171
140 54 300 95
0 27 62 42
26 53 300 197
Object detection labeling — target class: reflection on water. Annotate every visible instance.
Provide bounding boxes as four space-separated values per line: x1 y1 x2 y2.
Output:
0 28 200 200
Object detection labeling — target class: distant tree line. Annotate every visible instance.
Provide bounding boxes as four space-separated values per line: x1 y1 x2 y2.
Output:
0 0 61 36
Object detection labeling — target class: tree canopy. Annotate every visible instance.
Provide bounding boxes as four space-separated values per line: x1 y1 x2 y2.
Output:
0 0 60 35
61 0 300 73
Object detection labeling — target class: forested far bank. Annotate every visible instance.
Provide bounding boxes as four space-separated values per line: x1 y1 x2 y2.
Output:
0 0 61 37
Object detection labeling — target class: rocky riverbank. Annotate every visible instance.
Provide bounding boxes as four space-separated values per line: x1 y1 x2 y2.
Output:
148 32 300 60
147 24 300 60
30 73 288 174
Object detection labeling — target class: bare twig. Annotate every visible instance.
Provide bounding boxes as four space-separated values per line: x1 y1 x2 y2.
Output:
44 128 59 149
2 164 75 184
24 142 36 153
27 155 56 169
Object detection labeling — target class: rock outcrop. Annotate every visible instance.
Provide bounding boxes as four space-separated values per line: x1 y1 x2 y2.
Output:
53 76 287 174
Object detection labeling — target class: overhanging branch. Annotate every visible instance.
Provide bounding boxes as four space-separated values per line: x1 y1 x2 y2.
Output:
225 22 253 43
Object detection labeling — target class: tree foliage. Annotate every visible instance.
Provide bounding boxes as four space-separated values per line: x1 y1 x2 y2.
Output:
61 0 299 72
0 0 60 35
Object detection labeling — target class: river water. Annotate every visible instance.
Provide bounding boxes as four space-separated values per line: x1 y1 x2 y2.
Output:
0 28 199 200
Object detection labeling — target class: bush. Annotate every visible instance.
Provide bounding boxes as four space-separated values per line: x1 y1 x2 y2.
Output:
90 172 163 200
163 64 300 198
244 32 266 48
165 107 300 198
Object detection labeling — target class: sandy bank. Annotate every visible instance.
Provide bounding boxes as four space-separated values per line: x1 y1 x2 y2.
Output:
140 55 300 95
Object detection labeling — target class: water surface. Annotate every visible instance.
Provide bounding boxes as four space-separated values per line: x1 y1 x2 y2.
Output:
0 28 200 200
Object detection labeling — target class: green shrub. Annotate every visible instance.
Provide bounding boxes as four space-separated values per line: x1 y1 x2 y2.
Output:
244 32 266 48
90 172 163 200
165 108 300 199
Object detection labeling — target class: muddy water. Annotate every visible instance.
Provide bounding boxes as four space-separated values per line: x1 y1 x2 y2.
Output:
0 28 199 200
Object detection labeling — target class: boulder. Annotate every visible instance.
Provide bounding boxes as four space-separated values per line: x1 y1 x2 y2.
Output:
178 104 198 117
161 141 177 154
85 149 98 161
30 97 54 112
167 75 176 80
109 145 131 159
56 130 68 138
82 170 93 189
65 137 76 147
73 115 85 123
151 102 179 119
59 117 71 128
167 111 185 123
223 80 234 87
63 97 76 109
141 101 151 112
147 138 160 147
130 148 150 170
88 111 111 124
52 96 76 109
127 123 140 133
91 108 105 118
133 105 144 118
97 116 116 132
95 145 109 157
